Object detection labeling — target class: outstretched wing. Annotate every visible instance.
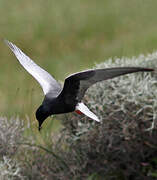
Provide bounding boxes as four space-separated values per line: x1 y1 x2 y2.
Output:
59 67 153 105
5 40 62 96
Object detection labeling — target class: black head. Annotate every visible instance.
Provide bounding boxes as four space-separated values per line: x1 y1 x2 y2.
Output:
36 105 49 131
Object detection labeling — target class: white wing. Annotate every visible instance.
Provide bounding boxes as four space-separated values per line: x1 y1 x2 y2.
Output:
5 40 62 96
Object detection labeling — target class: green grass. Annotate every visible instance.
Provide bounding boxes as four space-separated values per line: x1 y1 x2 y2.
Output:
1 0 157 129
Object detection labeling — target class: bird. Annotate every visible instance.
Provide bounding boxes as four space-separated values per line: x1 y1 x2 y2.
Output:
5 40 154 130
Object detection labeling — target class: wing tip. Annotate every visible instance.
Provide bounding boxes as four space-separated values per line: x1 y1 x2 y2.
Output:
4 39 10 46
4 39 16 51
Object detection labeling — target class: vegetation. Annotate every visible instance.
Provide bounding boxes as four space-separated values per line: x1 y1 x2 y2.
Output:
0 54 156 179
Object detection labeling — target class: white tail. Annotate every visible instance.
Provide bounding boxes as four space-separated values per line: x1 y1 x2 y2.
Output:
76 103 100 122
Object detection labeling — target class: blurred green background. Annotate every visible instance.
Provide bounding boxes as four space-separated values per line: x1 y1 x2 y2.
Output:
1 0 157 122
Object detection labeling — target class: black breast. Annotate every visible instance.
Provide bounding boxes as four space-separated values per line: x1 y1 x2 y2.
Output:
42 95 75 115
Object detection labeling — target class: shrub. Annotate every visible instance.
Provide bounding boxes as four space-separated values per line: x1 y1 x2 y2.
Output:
0 117 26 179
0 117 25 156
55 52 157 179
1 52 157 179
0 156 25 180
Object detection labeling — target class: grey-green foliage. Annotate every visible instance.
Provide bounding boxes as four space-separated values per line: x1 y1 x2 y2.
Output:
87 53 157 130
0 117 27 180
0 117 25 156
64 52 157 140
0 156 25 180
55 52 157 179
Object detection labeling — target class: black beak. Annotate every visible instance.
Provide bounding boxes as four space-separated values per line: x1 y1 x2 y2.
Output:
38 126 42 131
38 121 43 131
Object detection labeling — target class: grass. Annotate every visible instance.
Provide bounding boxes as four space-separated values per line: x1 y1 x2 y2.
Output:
1 0 157 129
